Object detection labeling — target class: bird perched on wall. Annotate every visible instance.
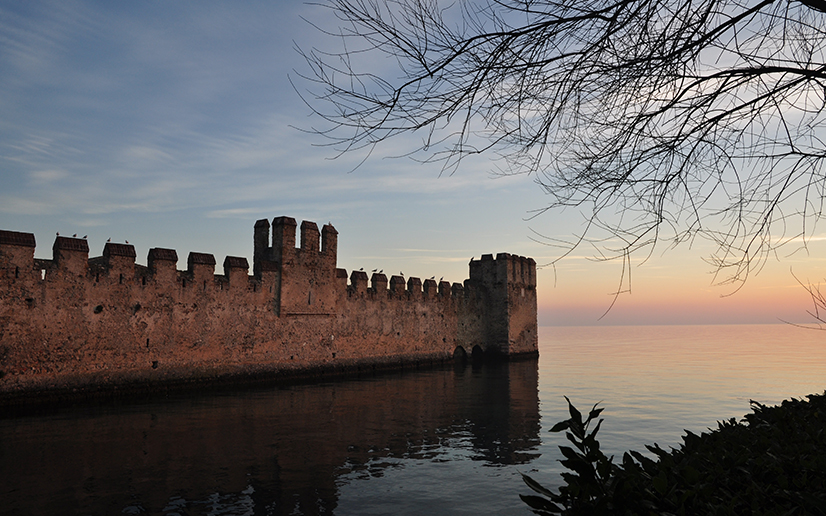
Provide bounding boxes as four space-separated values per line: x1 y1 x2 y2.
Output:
56 232 59 236
429 276 435 280
372 268 377 273
125 240 129 244
82 235 87 239
107 238 111 242
72 234 77 237
379 269 383 274
440 277 444 282
359 267 364 271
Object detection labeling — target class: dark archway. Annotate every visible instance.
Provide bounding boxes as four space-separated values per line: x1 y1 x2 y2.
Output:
471 345 485 363
453 346 468 362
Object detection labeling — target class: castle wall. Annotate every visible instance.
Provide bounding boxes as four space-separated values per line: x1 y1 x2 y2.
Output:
0 219 537 402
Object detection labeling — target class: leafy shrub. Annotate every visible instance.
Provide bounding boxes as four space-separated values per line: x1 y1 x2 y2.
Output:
522 393 826 515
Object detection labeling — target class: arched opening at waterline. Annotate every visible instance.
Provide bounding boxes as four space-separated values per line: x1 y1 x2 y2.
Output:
453 346 467 362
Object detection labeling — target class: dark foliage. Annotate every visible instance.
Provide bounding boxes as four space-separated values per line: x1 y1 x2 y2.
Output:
523 393 826 515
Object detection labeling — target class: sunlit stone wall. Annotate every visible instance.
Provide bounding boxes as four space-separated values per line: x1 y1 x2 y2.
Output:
0 217 538 401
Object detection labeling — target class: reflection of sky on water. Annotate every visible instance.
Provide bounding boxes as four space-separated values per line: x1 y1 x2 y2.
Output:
2 324 824 515
538 323 826 486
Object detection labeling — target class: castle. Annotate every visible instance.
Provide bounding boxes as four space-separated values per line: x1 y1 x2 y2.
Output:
0 217 538 403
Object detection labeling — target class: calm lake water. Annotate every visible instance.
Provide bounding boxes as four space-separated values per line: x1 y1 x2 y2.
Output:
1 324 825 515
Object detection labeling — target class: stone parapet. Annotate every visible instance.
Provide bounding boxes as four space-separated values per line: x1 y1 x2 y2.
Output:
0 216 538 403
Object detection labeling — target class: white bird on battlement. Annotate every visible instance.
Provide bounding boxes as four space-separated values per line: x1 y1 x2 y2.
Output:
72 233 77 237
107 238 111 242
372 268 377 273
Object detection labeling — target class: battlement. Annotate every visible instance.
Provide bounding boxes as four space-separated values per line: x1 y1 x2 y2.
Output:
470 253 536 287
346 271 462 302
255 217 336 265
0 219 536 310
0 230 36 281
0 230 36 248
0 217 538 401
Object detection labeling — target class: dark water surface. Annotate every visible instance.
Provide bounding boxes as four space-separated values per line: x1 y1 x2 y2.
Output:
2 324 826 515
0 360 540 515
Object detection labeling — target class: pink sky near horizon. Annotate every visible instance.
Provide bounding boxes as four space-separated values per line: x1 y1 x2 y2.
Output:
536 236 826 326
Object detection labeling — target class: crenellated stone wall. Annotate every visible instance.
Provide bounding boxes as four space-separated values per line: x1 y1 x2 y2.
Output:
0 217 537 403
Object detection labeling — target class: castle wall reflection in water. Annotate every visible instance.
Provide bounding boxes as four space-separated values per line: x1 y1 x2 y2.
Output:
0 359 540 515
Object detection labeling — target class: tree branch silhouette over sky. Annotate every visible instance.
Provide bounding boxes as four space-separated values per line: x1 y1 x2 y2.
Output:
299 0 826 292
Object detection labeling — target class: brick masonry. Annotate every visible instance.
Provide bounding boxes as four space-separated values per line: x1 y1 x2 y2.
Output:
0 217 538 402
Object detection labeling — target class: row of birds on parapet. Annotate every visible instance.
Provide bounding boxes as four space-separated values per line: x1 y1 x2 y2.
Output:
56 232 128 244
55 234 451 281
357 267 443 282
55 235 446 279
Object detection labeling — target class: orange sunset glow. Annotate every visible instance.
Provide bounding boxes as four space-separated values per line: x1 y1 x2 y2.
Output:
538 235 826 326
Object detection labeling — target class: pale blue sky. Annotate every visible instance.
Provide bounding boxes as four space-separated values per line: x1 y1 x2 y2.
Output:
2 1 824 325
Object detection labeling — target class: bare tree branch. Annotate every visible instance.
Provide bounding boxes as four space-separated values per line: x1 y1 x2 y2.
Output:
296 0 826 291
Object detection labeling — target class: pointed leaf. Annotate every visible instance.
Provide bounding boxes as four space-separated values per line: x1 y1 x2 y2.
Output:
549 420 570 433
519 494 561 514
566 396 583 426
586 418 604 441
558 445 581 462
569 421 585 440
645 444 670 460
566 431 587 452
587 404 604 422
629 450 658 473
521 473 556 498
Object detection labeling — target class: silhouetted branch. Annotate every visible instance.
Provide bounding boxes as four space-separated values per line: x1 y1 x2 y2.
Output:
297 0 826 288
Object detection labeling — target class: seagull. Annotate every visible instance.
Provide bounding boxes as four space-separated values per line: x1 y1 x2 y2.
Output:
72 233 77 237
359 267 364 271
440 277 444 282
82 235 87 239
400 271 404 276
107 238 111 242
125 240 129 244
429 276 435 280
372 268 377 273
56 232 59 236
379 269 383 274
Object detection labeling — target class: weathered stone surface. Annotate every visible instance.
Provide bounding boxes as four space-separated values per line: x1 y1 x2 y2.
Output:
0 216 538 402
0 230 35 248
